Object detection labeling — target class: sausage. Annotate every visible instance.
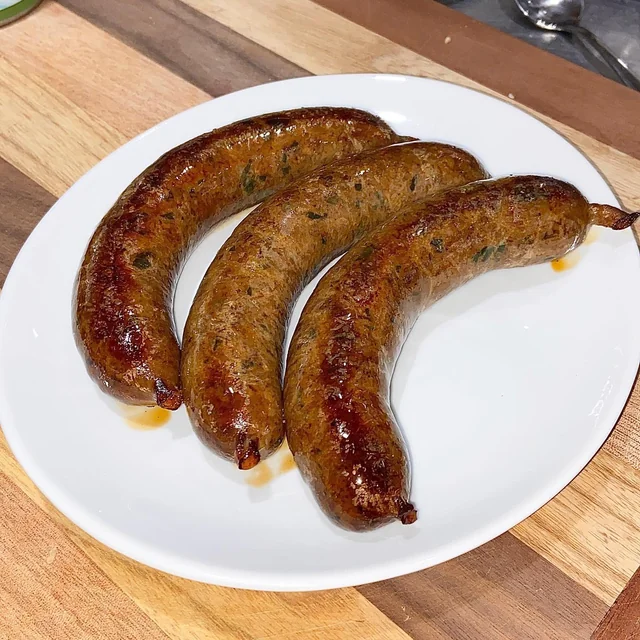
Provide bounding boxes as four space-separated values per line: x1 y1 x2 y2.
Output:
181 143 487 468
283 176 638 531
75 107 405 409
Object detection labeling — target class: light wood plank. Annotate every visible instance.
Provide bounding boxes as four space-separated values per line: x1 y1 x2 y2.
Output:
2 3 209 141
0 54 124 196
513 449 640 605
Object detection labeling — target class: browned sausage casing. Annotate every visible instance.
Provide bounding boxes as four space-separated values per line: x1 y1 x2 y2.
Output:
284 176 638 531
75 107 404 410
181 143 487 468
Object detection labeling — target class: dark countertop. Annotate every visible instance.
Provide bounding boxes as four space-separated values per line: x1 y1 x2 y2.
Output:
438 0 640 85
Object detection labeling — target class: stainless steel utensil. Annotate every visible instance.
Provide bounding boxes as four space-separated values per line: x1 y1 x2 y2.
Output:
513 0 640 90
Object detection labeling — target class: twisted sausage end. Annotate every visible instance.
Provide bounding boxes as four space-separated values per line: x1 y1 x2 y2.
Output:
398 501 418 525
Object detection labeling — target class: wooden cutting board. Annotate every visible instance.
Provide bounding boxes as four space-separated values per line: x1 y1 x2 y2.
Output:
1 1 639 638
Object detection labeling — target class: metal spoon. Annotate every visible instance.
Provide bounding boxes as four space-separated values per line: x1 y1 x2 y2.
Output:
513 0 640 90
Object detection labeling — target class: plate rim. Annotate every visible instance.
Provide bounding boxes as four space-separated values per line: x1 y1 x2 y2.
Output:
1 72 638 591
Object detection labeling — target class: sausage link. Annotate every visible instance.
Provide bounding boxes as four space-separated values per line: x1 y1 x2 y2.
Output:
284 176 638 531
182 143 487 468
75 107 403 409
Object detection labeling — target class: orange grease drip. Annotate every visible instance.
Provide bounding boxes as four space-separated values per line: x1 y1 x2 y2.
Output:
584 228 600 245
246 463 273 487
126 407 171 430
244 444 296 486
551 251 581 272
279 451 296 474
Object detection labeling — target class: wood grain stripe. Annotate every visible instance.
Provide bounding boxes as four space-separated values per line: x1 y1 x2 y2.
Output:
0 158 55 286
360 533 607 640
0 471 170 640
593 567 640 639
58 0 306 97
313 0 640 160
513 449 640 605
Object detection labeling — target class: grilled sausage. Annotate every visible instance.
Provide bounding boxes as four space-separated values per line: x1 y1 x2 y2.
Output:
182 143 487 468
75 107 405 409
284 176 638 531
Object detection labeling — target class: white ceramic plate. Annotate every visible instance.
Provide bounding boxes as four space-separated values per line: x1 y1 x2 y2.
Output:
1 74 638 592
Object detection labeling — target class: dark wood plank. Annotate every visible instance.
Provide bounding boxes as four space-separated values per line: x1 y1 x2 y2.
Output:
58 0 307 97
314 0 640 160
592 567 640 640
358 533 608 640
0 159 55 287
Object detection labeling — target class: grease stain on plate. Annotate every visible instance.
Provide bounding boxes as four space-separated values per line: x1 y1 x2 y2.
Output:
245 442 296 487
246 463 273 487
125 406 172 430
279 451 296 474
552 250 581 272
584 227 600 245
